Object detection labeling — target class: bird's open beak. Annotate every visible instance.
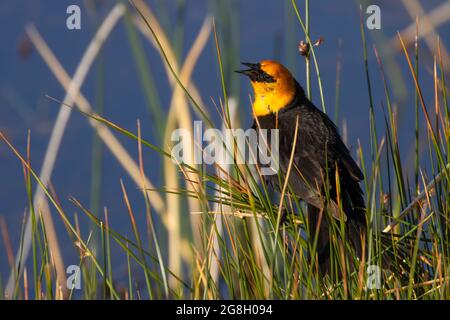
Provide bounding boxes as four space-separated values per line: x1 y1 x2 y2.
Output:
235 62 260 76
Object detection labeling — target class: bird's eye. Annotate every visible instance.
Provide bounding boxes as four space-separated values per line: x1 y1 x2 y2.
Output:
258 72 275 83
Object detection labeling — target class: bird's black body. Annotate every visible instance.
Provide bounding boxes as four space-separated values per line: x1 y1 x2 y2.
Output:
252 81 366 273
237 60 367 273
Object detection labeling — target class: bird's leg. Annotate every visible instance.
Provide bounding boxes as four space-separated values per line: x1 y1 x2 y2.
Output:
277 207 290 225
276 194 295 225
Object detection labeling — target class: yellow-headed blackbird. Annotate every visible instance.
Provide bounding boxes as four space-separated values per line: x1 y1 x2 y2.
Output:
237 60 366 273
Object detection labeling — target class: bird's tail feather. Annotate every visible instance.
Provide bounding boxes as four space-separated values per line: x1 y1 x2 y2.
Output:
307 184 366 275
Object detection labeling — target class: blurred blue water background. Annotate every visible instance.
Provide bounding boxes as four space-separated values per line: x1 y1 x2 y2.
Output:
1 0 449 287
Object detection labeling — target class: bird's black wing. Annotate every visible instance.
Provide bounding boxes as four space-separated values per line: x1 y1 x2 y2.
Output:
277 100 365 221
326 120 364 182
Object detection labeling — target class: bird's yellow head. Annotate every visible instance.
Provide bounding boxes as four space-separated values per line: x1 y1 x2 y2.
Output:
236 60 296 117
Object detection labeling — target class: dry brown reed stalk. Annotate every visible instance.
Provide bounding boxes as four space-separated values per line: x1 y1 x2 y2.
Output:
162 16 212 287
396 1 450 49
398 0 450 71
130 0 214 287
207 99 237 287
0 216 14 269
25 25 168 216
132 0 208 120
